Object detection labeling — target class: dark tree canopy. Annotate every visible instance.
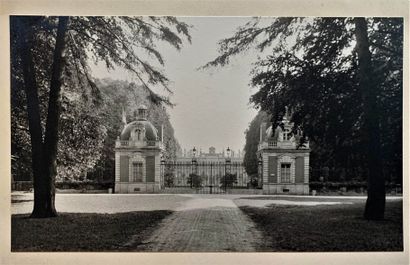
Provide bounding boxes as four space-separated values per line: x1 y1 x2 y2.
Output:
220 173 238 189
205 17 402 220
188 173 202 188
243 111 270 177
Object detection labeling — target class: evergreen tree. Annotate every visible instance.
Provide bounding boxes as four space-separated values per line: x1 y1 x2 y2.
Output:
243 111 270 177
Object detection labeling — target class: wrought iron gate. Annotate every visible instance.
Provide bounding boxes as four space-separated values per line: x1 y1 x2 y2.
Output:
160 161 249 194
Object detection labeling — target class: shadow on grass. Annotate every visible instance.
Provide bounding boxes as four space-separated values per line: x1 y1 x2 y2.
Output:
11 199 33 204
239 201 403 252
12 210 173 252
237 196 367 203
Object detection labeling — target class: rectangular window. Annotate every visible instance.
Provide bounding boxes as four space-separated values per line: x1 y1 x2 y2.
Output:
281 163 291 183
132 162 143 182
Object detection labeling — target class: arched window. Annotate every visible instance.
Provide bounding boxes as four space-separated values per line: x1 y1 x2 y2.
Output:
136 129 141 140
132 127 145 141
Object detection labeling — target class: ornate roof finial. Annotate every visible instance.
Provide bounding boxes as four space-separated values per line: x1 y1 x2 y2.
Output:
285 106 289 119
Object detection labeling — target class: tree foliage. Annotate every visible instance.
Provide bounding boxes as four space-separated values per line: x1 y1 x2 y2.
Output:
243 111 270 176
164 172 175 188
85 78 182 183
64 16 191 104
187 173 202 188
220 173 238 189
11 16 191 217
206 17 402 220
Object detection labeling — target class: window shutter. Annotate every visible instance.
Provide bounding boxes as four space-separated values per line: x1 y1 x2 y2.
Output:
295 157 305 183
268 156 277 183
146 156 155 182
120 155 129 182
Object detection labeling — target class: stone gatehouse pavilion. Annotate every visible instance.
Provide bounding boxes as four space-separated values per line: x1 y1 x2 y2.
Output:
115 104 310 195
114 105 164 193
257 108 310 195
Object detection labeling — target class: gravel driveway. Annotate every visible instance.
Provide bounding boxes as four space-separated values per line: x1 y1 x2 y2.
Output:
134 196 264 251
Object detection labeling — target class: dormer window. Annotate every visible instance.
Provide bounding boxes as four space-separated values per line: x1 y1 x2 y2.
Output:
136 129 142 141
131 125 145 141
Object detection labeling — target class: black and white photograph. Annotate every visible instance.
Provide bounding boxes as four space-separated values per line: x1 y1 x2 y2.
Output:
2 0 409 264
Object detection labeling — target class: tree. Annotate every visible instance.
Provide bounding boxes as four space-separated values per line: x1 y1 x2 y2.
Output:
56 98 107 182
164 173 175 188
13 16 69 218
86 78 182 184
204 17 402 220
354 18 384 220
11 16 191 218
187 173 202 188
243 111 270 177
11 21 107 185
220 173 237 189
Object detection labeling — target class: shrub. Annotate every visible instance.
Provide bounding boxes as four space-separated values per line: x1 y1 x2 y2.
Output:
164 173 175 187
187 173 202 188
220 173 237 189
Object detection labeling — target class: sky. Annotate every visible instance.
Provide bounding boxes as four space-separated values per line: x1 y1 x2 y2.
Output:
91 17 267 154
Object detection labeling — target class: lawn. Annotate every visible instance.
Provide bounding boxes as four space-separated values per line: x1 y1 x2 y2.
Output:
11 210 172 251
240 200 403 251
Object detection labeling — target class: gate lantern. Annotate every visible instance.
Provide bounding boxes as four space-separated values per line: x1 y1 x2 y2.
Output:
224 147 232 191
160 154 165 188
191 147 198 188
257 154 263 188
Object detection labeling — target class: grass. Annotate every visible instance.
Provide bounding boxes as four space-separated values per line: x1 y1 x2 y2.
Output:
238 196 368 203
11 210 172 251
240 201 403 251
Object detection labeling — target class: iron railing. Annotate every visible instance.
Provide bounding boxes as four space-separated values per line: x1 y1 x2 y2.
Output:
160 161 249 193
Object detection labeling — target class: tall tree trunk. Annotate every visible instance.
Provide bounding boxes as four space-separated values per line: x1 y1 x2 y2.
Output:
18 16 70 218
31 16 69 218
16 17 46 217
354 18 385 220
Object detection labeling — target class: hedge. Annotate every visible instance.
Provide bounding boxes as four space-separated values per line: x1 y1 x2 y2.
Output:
309 181 401 193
